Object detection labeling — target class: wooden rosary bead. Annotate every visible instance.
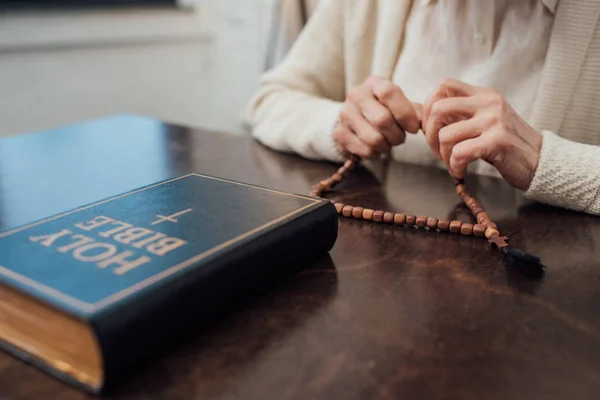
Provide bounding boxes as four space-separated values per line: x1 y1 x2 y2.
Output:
383 212 394 224
426 217 438 230
352 207 364 219
460 223 473 235
467 200 481 209
472 205 484 214
486 221 498 230
405 215 416 226
449 220 462 233
337 167 348 177
362 209 374 221
342 205 353 218
334 203 344 214
473 224 486 237
455 184 466 195
485 227 500 239
319 180 331 190
472 206 484 215
343 159 354 169
332 173 343 183
437 220 450 231
476 212 489 224
416 216 427 228
394 213 406 225
373 210 384 223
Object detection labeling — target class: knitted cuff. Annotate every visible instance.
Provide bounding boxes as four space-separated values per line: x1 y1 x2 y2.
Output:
525 130 600 215
308 101 346 163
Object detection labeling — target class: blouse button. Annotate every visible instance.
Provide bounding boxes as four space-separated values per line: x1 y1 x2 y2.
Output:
473 32 486 45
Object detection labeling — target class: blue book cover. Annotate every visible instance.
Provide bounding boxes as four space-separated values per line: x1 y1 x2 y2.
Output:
0 173 337 393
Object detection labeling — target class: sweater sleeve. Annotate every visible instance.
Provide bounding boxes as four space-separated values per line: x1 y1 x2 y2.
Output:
524 130 600 215
245 0 347 162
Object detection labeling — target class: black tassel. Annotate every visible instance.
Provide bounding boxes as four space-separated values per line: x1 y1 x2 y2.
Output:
500 247 546 278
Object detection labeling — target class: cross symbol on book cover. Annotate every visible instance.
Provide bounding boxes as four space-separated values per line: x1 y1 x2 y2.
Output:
151 208 193 226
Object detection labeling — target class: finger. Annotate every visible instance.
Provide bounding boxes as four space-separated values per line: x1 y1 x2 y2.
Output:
423 78 479 129
371 80 420 133
412 102 423 132
449 136 491 178
437 78 479 97
424 96 479 159
332 124 374 159
345 102 392 154
357 95 406 146
438 117 486 168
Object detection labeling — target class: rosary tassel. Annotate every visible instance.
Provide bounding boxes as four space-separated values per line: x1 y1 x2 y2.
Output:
499 247 545 278
453 178 546 278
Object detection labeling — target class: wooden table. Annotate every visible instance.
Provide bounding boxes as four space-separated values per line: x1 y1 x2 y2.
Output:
2 115 600 399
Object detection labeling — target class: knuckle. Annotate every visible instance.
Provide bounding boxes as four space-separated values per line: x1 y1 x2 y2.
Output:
338 109 352 125
365 76 383 87
430 101 442 118
362 146 375 159
488 129 507 149
440 77 455 88
438 77 458 94
372 111 393 129
375 81 399 101
346 89 359 103
485 91 504 108
371 135 387 149
332 126 345 142
488 111 502 126
452 147 469 163
361 133 387 152
438 128 452 145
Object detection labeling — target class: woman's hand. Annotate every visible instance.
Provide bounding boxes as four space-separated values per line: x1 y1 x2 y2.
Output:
333 76 421 159
422 78 543 191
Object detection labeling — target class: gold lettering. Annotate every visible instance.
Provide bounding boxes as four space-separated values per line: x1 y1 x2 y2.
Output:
130 232 167 249
146 237 187 256
98 221 133 238
97 251 152 275
56 234 95 253
72 243 117 262
29 229 72 247
113 228 153 245
75 216 114 231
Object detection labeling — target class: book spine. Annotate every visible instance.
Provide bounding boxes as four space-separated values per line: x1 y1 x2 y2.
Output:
90 202 338 392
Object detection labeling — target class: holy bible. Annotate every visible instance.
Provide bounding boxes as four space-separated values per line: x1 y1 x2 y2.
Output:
0 173 337 394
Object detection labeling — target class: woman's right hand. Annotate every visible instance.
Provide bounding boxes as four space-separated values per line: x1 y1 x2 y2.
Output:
333 76 422 159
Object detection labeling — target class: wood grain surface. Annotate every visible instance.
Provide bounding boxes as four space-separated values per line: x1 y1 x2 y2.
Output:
1 115 600 400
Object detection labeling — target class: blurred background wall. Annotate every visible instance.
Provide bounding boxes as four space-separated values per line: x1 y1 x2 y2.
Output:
0 0 317 138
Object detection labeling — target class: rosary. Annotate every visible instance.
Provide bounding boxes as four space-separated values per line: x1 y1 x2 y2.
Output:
310 154 546 278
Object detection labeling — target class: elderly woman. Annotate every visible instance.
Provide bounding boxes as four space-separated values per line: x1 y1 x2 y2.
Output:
247 0 600 216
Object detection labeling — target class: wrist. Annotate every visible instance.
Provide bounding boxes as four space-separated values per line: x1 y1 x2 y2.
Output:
521 128 543 191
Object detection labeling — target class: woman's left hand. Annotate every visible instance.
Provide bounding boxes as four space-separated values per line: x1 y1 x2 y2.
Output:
422 78 543 191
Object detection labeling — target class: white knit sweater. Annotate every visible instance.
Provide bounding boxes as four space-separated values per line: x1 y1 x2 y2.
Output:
247 0 600 216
